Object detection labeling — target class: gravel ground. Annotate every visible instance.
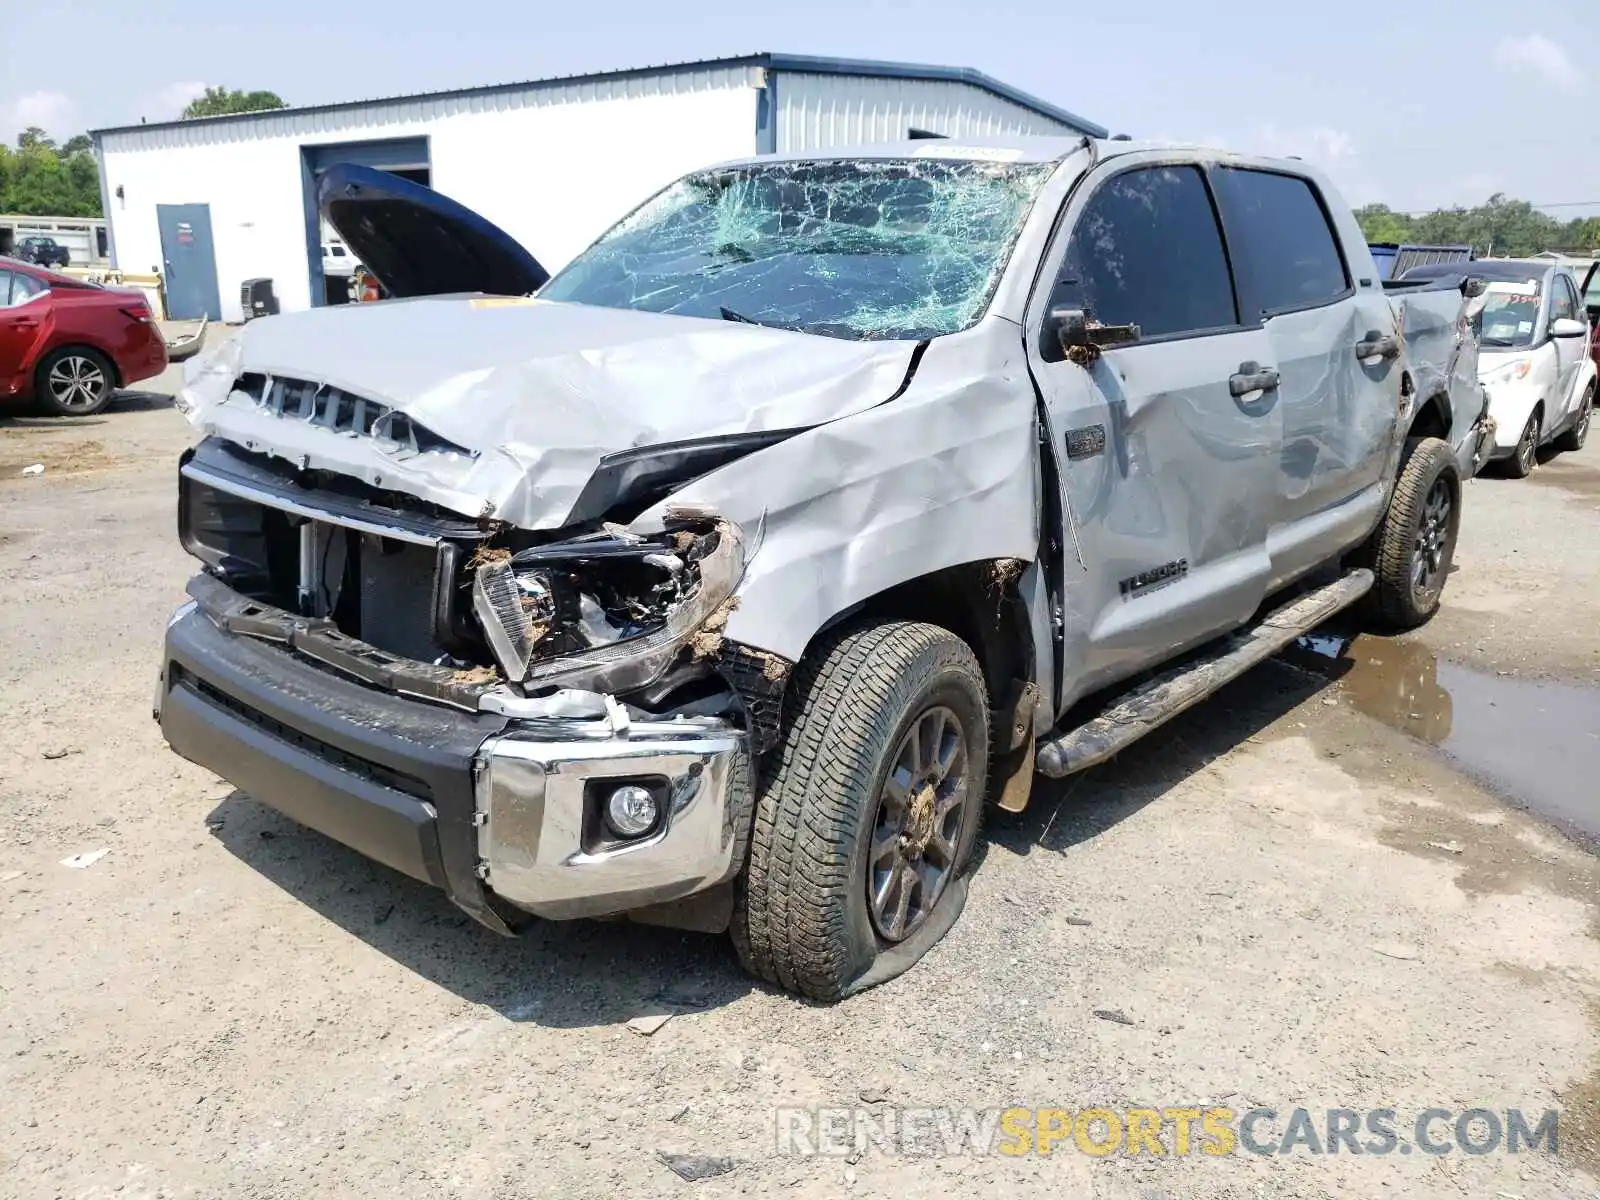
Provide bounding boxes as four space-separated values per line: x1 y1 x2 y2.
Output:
3 362 1600 1199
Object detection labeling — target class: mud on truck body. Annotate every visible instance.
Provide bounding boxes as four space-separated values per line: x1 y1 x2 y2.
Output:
158 144 1488 1000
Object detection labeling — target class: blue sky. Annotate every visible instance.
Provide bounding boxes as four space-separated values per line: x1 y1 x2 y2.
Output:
3 0 1596 218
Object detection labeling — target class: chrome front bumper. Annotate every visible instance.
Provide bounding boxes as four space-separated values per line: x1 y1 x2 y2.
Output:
476 716 747 920
159 582 750 930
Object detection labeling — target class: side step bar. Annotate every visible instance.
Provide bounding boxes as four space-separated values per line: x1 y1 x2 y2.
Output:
1035 569 1374 778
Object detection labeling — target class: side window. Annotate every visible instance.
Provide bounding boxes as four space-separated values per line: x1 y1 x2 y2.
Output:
7 272 44 305
0 271 13 306
1551 275 1578 322
1212 167 1350 316
1052 164 1238 341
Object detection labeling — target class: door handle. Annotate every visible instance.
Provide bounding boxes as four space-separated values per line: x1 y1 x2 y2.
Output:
1229 362 1280 397
1355 331 1401 360
10 318 38 329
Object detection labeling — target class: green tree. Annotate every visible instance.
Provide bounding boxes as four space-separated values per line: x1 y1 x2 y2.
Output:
0 129 103 216
1354 203 1415 244
181 87 287 119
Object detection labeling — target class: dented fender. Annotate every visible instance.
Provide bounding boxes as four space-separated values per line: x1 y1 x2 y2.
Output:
630 324 1043 662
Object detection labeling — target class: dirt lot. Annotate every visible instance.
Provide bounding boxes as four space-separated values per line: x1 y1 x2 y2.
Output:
3 364 1600 1199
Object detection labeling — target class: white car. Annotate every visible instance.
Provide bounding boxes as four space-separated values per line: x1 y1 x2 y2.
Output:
321 241 358 277
1403 259 1596 476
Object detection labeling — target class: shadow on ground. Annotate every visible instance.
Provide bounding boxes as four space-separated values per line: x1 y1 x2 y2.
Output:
206 791 758 1029
205 643 1356 1024
0 388 173 428
986 655 1342 861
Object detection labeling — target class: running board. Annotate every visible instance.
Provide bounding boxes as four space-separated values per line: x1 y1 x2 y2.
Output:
1034 569 1374 778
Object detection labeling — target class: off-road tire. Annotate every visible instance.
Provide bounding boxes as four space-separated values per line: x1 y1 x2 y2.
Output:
731 621 988 1001
33 346 114 417
1555 386 1593 454
1359 436 1460 629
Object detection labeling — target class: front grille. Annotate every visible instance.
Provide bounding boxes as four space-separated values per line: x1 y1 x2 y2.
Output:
183 670 432 800
230 373 473 458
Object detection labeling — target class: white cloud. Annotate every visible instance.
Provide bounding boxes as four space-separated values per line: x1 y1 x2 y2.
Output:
2 90 76 142
1251 124 1357 164
148 81 210 121
1493 34 1585 94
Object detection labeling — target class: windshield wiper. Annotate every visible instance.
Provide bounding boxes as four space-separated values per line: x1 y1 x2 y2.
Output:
719 305 761 326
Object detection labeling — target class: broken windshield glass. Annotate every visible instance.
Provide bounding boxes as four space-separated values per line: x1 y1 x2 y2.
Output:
539 158 1056 340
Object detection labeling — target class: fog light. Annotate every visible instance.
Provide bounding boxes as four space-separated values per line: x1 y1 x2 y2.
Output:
605 785 659 838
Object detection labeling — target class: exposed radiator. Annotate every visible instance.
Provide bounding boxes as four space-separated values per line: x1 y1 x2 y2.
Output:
358 539 441 663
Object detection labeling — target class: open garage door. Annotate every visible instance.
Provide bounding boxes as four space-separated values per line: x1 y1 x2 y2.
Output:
300 137 431 306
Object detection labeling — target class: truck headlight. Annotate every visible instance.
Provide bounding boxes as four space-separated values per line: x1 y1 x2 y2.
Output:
470 515 745 695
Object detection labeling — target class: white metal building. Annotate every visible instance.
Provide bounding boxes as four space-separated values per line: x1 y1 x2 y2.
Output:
91 53 1105 324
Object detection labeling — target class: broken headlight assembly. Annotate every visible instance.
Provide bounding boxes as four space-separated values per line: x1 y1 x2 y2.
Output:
470 511 745 696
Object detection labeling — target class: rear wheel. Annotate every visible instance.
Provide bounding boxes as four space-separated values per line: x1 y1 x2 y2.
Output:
1359 437 1461 629
1555 386 1592 454
732 621 988 1001
1506 410 1540 478
34 347 114 417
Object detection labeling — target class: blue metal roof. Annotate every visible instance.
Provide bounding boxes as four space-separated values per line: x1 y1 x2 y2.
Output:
91 52 1105 139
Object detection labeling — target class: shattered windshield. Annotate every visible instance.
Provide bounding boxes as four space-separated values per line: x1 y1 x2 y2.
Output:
539 158 1055 340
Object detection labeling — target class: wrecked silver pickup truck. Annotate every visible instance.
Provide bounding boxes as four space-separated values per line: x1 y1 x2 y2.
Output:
158 142 1487 1000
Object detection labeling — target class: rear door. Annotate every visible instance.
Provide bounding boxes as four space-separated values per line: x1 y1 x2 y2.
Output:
1210 166 1398 586
1024 157 1281 708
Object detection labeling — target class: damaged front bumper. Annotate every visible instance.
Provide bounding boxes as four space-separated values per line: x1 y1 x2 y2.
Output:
158 583 751 929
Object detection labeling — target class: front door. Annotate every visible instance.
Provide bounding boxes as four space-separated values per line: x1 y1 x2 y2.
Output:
1208 165 1399 586
1024 159 1282 709
0 269 48 396
156 204 222 321
1549 272 1587 424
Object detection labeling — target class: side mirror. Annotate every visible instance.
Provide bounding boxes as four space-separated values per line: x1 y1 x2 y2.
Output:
1048 306 1091 352
1460 275 1488 299
1046 305 1140 360
1550 317 1588 339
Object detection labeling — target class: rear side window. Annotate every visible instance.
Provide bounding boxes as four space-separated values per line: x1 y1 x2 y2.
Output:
1212 167 1349 316
1053 165 1239 341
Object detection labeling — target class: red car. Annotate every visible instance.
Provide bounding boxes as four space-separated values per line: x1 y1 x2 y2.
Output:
0 257 168 417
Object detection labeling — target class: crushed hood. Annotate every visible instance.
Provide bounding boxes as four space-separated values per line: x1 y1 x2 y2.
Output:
180 296 919 528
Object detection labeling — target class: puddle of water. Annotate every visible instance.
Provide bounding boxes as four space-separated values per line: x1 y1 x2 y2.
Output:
1289 632 1600 844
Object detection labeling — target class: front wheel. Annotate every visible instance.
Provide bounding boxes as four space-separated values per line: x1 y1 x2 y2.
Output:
1555 386 1593 454
34 347 114 417
1506 411 1540 478
732 621 989 1001
1360 437 1461 630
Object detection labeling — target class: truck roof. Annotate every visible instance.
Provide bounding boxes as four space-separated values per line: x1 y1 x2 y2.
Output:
722 136 1282 169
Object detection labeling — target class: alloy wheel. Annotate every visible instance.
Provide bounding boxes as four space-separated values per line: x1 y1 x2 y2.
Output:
1516 417 1538 474
866 705 971 943
1411 477 1453 596
47 355 108 413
